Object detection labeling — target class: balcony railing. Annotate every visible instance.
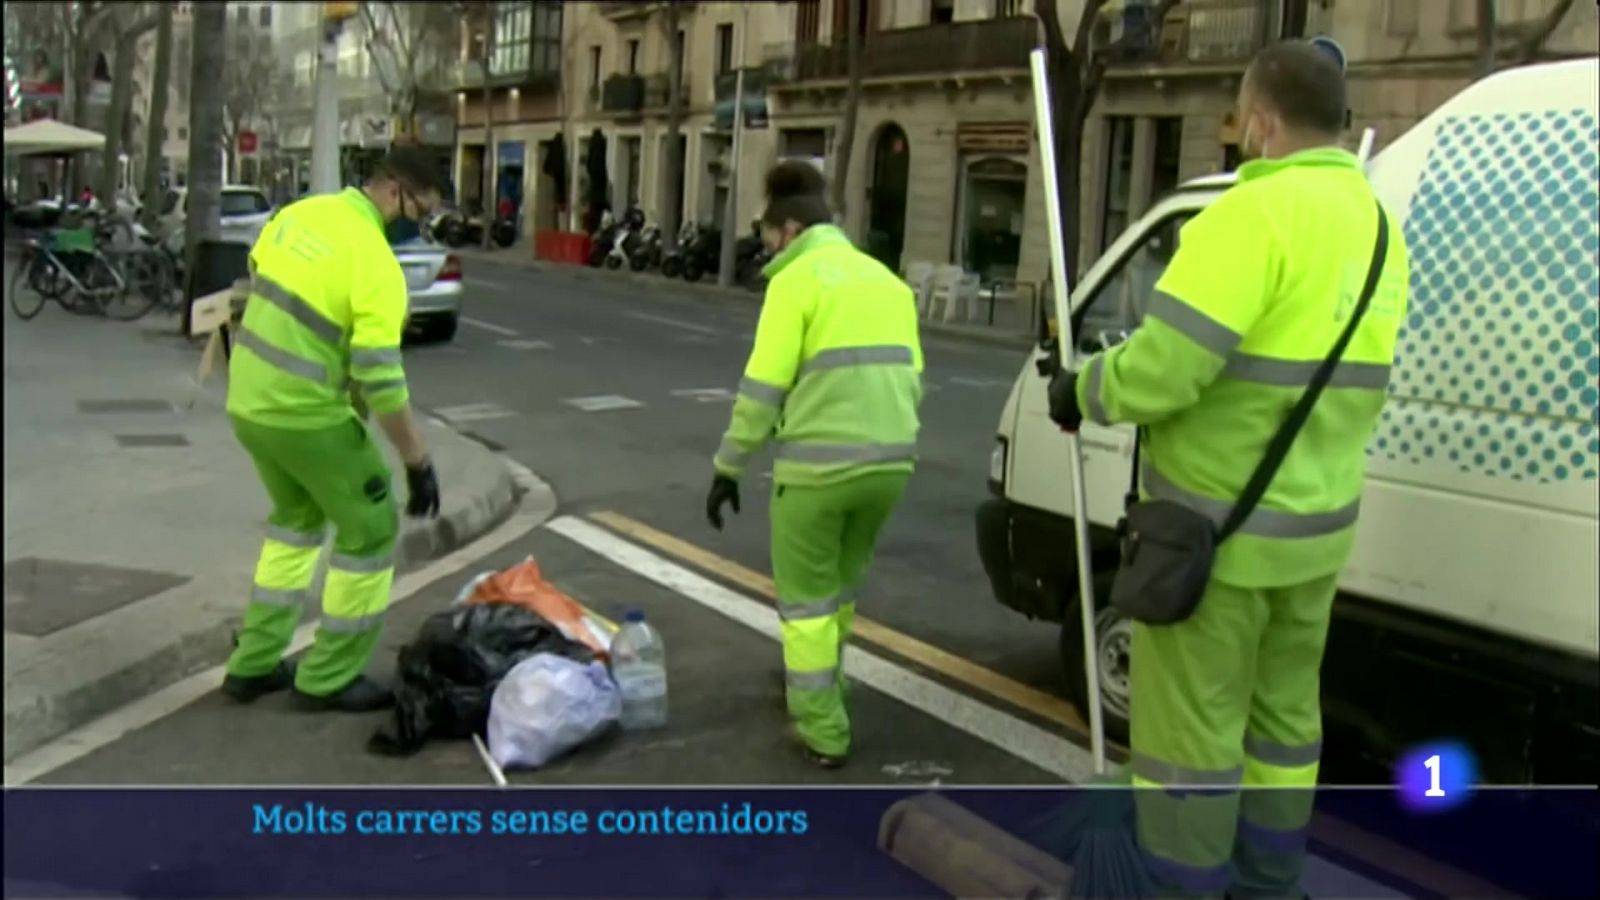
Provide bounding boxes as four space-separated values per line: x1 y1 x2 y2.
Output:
601 74 645 113
456 57 561 91
775 16 1037 83
1102 0 1284 67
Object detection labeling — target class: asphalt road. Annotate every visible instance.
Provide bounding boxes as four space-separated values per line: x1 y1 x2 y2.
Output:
410 260 1065 700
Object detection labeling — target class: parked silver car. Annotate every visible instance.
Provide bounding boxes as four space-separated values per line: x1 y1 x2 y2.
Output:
395 238 463 342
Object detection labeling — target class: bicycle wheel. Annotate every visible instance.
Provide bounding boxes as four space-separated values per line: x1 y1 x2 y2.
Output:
100 252 161 321
8 254 49 321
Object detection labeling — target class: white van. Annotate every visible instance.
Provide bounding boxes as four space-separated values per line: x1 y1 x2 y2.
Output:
977 58 1599 783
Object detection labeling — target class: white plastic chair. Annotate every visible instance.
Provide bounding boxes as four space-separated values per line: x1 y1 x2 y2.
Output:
926 264 963 321
903 261 935 316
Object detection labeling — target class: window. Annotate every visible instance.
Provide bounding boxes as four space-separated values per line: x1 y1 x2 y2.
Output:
258 5 271 27
674 28 686 84
1099 116 1135 253
1386 0 1419 36
997 0 1025 16
236 6 248 24
490 1 561 75
589 45 602 88
930 0 956 25
1077 213 1196 350
716 23 733 75
627 38 640 74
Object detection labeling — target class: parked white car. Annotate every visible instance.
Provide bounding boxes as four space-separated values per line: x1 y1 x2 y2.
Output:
159 184 273 250
394 237 464 343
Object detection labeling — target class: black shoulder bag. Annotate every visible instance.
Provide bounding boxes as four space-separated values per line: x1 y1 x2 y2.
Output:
1109 200 1390 626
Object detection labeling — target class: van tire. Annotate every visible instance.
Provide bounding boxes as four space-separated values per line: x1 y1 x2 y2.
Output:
1059 573 1132 746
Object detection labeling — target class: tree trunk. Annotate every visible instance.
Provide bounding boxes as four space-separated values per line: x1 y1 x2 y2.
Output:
1516 0 1575 64
141 2 175 228
1475 0 1498 80
660 5 685 251
480 0 497 249
183 0 228 331
98 26 139 213
1036 0 1105 283
829 0 862 229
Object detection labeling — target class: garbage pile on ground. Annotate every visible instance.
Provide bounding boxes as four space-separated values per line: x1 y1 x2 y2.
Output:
367 558 667 773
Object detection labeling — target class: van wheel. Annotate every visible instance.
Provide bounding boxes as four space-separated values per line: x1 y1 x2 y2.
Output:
1060 578 1132 746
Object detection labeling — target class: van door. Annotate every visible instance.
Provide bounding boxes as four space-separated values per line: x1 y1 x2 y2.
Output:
1008 194 1212 529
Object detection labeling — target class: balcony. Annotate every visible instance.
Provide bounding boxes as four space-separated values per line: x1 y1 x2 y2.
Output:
597 72 689 116
598 1 658 20
1102 0 1285 69
774 16 1036 85
455 58 561 92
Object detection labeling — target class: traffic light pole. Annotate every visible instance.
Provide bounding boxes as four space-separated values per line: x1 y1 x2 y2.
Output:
311 4 356 195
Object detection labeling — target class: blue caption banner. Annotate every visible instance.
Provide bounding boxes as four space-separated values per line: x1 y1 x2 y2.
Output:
2 788 1595 898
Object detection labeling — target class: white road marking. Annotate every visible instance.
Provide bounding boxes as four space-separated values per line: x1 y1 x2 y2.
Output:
470 278 513 291
629 312 719 335
3 461 553 786
435 402 516 423
949 376 1013 389
563 394 643 412
544 516 1095 783
461 316 518 336
498 339 553 350
674 334 716 344
670 388 735 403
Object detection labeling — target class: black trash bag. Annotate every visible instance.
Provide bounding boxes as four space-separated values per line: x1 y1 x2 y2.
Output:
367 602 595 757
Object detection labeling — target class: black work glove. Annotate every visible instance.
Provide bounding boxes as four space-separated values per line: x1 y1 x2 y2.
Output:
706 475 740 530
1047 368 1084 433
405 460 441 518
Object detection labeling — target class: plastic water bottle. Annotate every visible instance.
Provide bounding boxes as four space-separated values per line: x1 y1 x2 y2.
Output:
609 610 668 730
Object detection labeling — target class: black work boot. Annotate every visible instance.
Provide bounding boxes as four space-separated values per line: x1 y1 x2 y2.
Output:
292 675 395 713
221 660 297 704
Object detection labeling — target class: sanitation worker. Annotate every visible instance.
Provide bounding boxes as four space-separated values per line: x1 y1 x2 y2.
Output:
705 160 923 769
220 147 448 713
1047 41 1409 897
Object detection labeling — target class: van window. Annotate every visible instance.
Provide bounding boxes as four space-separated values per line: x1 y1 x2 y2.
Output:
1077 212 1191 350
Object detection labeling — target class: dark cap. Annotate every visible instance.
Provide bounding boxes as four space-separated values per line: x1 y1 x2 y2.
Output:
369 145 452 199
760 159 831 229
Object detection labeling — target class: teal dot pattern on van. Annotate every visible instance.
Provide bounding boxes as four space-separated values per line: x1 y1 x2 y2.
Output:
1381 109 1600 483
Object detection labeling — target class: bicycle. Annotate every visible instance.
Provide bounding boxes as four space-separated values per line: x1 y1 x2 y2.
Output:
8 225 128 321
95 213 180 320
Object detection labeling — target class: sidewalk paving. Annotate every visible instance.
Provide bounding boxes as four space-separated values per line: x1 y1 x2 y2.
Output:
1 299 525 763
452 245 1040 351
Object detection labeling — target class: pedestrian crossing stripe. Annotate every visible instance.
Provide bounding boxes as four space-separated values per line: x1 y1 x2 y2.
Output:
670 389 735 403
434 402 516 423
563 395 643 412
498 339 553 350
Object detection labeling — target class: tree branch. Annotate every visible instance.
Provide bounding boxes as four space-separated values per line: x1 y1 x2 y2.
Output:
1516 0 1576 64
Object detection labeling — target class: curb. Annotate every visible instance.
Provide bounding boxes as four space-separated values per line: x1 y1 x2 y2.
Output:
0 434 530 766
456 249 1039 351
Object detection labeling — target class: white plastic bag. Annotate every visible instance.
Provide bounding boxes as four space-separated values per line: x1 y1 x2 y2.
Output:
487 654 621 770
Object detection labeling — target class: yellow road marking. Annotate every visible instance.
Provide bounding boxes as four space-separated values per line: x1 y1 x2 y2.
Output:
588 509 1127 756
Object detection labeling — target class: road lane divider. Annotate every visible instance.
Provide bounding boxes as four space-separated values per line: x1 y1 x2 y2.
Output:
584 510 1120 755
628 312 721 335
546 515 1099 783
461 316 518 336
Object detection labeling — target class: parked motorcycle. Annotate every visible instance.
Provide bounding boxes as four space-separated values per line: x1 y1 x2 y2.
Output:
658 221 697 279
629 223 663 272
680 223 723 283
733 219 770 292
587 210 618 267
603 207 647 271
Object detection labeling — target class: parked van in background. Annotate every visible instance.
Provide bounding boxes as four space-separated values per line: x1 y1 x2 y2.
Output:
976 58 1599 783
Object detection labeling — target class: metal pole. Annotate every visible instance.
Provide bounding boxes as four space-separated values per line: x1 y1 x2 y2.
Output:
717 5 750 288
1029 47 1106 776
310 16 344 195
1356 126 1376 168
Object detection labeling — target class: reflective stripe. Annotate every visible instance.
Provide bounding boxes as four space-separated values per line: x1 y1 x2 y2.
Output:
250 585 307 607
737 375 788 406
251 274 343 345
798 344 914 376
321 611 384 634
1131 752 1243 787
358 377 407 396
1082 353 1109 426
265 524 324 548
715 436 751 470
1147 290 1241 356
1142 462 1361 539
1237 818 1308 855
778 596 840 621
1244 734 1323 768
776 442 917 465
351 346 402 368
329 551 394 574
786 668 839 691
236 326 335 385
1224 353 1390 390
1142 849 1232 894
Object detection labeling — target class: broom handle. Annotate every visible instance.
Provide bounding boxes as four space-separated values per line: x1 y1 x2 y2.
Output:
1030 47 1107 776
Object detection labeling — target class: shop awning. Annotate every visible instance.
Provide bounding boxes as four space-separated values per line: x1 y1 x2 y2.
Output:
3 118 105 157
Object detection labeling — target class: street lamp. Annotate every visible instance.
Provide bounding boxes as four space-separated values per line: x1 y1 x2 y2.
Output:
310 2 358 194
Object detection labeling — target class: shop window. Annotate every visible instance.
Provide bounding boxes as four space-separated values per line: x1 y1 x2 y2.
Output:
716 23 734 75
930 0 956 24
1099 116 1135 253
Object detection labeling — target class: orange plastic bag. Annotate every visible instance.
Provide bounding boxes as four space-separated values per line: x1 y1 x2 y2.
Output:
462 558 613 659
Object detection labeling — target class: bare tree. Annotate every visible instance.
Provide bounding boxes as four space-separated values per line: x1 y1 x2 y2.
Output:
658 3 685 250
1513 0 1577 65
359 1 459 137
182 0 227 322
219 20 279 183
140 2 176 227
1035 0 1110 282
97 5 162 213
828 0 863 227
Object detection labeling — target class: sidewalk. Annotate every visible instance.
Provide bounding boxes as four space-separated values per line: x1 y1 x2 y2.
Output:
453 245 1039 351
1 301 527 763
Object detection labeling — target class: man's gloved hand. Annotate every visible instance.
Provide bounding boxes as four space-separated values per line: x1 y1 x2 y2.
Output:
405 460 441 518
1047 368 1084 433
706 475 740 530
